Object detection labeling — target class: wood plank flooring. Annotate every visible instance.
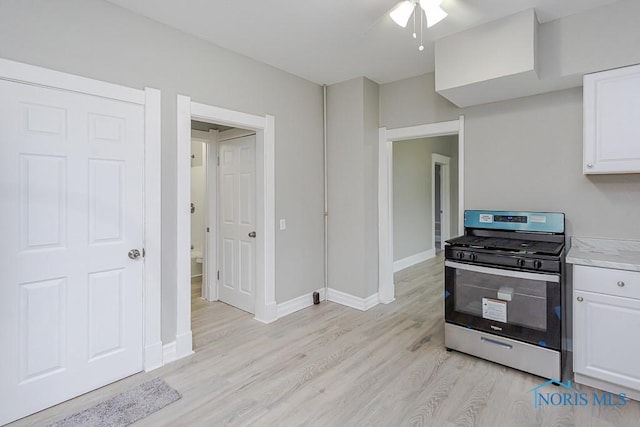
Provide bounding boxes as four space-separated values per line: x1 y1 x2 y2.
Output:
9 255 640 426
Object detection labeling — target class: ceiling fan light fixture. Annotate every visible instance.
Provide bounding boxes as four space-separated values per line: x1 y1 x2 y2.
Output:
424 5 447 28
390 1 415 28
418 0 447 28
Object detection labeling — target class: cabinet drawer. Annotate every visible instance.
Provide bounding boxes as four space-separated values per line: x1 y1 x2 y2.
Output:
574 265 640 299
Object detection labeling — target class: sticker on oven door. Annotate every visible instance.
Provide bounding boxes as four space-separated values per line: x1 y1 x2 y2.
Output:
482 298 507 323
479 214 494 223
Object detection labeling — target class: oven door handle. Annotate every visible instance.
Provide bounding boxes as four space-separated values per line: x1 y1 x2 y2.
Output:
445 260 560 283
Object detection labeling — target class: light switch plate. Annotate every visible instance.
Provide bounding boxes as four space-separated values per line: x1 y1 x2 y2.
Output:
279 219 286 230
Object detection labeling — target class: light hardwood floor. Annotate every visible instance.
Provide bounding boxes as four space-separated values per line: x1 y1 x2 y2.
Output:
10 255 640 426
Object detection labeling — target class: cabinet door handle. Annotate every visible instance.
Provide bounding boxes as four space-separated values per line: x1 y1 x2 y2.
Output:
617 281 625 287
586 163 593 168
577 296 583 302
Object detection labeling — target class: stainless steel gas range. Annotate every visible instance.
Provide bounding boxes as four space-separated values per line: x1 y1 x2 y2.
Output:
444 210 566 380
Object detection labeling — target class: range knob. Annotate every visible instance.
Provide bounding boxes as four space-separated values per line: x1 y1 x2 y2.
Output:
469 253 478 261
457 251 465 260
517 258 526 268
533 260 543 269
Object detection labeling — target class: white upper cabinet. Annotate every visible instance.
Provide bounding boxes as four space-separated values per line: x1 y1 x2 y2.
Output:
583 64 640 174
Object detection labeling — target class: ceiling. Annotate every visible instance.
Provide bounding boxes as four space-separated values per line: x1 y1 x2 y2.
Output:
191 120 233 132
105 0 617 85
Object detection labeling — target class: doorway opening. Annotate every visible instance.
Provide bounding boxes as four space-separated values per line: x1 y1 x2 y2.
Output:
190 132 207 303
390 138 456 273
189 122 258 316
174 96 277 362
378 117 465 302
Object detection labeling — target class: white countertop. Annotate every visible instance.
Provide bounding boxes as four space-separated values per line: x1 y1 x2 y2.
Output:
566 237 640 272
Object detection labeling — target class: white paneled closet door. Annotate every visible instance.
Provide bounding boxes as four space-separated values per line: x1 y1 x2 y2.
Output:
0 79 144 424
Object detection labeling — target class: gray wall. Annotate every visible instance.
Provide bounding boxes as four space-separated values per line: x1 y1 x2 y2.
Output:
540 0 640 81
380 0 640 242
0 0 325 342
393 136 458 261
363 79 379 298
381 74 640 241
327 77 379 299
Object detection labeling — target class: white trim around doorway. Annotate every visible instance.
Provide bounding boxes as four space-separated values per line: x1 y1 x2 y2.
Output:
175 96 277 360
378 116 465 303
0 57 163 372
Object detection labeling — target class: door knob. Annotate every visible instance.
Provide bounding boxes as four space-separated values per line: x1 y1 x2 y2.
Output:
128 249 141 260
248 231 256 238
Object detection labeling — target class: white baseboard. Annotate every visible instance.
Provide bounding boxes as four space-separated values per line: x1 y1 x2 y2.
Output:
393 249 435 272
277 288 326 319
163 332 194 365
162 341 177 364
144 341 164 372
275 287 378 318
175 331 194 361
327 288 379 311
254 301 278 324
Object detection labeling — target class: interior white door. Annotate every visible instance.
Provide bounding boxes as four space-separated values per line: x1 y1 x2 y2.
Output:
218 135 256 314
0 79 144 424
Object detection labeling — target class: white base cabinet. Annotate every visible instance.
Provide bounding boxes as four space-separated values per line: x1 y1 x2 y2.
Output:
573 265 640 401
583 63 640 174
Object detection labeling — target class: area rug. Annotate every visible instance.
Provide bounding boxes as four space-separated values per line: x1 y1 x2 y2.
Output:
48 378 182 427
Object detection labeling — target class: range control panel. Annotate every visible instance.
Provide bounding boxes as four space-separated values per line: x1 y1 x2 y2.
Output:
465 210 565 234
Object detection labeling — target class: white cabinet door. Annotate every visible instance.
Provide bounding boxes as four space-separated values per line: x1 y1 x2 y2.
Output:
0 79 144 424
574 290 640 392
583 64 640 174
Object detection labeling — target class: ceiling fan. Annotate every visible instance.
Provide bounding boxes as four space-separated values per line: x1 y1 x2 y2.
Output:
390 0 448 51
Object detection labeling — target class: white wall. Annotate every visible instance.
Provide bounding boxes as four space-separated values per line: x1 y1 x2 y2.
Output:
0 0 325 342
435 9 539 106
393 136 458 261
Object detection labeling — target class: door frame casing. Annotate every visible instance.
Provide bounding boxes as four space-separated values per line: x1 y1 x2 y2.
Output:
432 153 451 252
176 96 277 358
378 116 464 303
0 58 163 371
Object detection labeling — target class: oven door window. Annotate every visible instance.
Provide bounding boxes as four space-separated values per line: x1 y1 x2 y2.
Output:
444 260 561 349
454 268 546 331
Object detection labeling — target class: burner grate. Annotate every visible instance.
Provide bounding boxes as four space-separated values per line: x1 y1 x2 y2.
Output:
446 235 564 255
